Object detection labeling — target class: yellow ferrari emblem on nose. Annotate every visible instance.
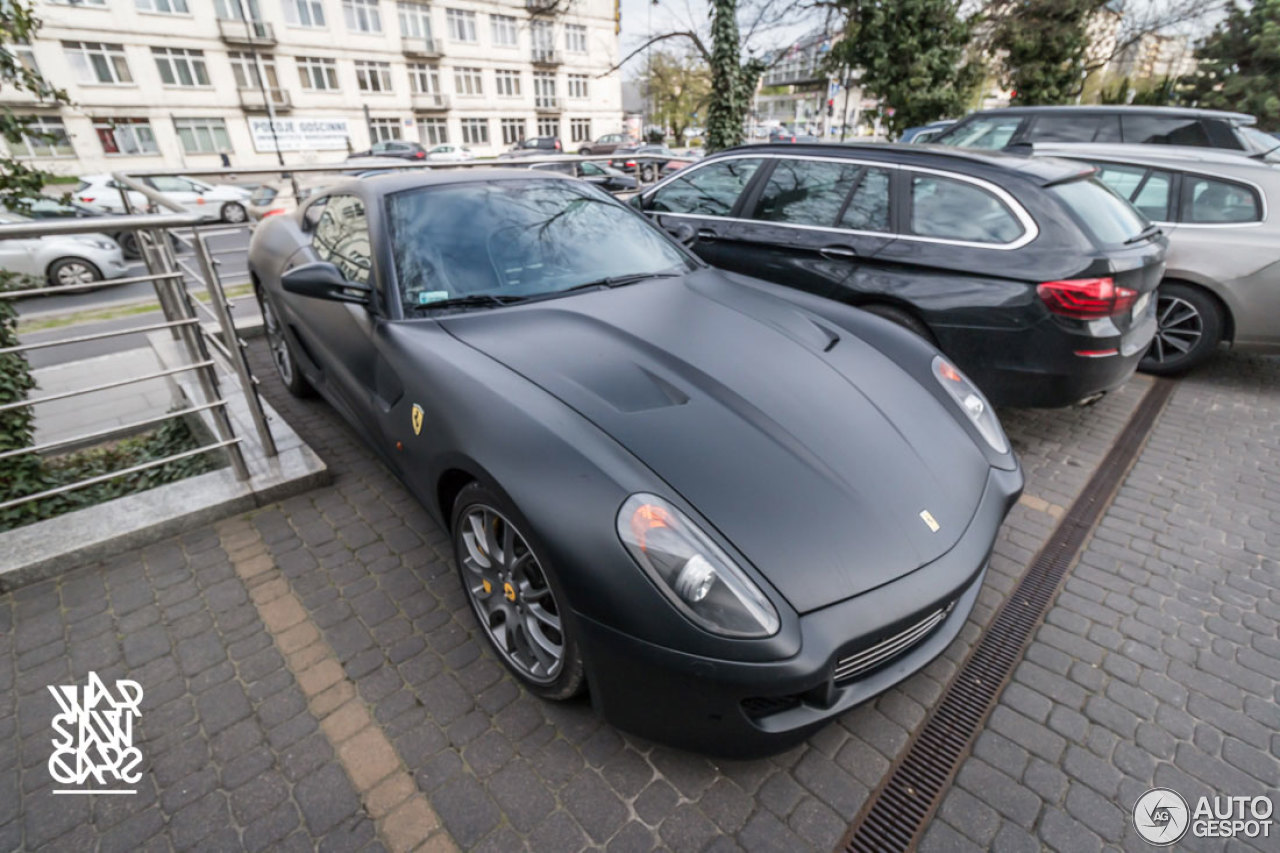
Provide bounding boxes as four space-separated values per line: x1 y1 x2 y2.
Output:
920 510 941 533
503 582 516 602
411 403 424 436
481 579 491 594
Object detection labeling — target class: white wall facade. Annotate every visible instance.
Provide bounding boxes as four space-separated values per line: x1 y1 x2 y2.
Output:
4 0 625 176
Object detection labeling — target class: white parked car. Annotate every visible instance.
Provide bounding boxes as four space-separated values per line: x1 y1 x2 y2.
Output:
75 174 252 223
0 210 128 289
425 144 473 162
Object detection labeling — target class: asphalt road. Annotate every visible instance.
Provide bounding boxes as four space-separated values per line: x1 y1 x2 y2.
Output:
12 227 252 319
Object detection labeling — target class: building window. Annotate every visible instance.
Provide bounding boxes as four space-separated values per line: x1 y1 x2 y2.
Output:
537 117 559 138
419 117 447 144
9 116 74 158
570 117 589 142
531 20 554 55
284 0 326 27
398 1 433 40
136 0 189 13
64 42 133 85
490 14 517 46
174 117 232 153
355 60 393 92
565 23 586 53
454 66 482 95
567 74 587 99
408 63 440 94
533 71 555 108
296 56 339 90
152 47 210 87
344 0 383 33
460 118 488 145
446 9 476 42
228 51 279 91
500 117 525 145
368 117 403 142
93 117 158 156
493 68 520 97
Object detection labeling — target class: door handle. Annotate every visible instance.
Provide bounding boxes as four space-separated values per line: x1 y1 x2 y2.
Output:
696 228 718 241
819 245 857 259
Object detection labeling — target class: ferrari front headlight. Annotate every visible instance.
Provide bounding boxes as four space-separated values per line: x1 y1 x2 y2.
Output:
932 355 1009 454
617 494 779 638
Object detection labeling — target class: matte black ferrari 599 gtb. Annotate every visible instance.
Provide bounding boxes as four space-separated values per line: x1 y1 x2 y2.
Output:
248 170 1023 756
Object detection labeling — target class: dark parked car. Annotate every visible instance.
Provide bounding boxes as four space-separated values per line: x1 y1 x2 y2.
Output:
500 136 563 158
347 140 428 161
248 170 1022 756
610 145 682 181
576 132 633 156
631 143 1168 407
528 158 637 192
899 119 956 144
932 106 1280 161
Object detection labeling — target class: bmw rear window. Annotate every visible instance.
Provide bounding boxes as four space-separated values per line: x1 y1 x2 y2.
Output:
1049 177 1149 247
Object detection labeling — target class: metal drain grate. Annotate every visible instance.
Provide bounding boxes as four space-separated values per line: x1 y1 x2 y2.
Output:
840 378 1176 853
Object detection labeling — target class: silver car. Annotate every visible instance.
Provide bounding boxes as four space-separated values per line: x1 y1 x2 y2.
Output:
0 210 128 289
1033 143 1280 373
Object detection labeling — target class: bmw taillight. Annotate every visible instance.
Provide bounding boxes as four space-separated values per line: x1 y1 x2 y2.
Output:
1037 277 1137 319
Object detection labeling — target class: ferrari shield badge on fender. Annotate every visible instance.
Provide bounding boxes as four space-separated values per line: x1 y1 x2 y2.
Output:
411 404 424 436
920 510 941 533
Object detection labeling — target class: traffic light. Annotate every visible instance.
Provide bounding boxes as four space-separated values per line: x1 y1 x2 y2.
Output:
827 99 834 118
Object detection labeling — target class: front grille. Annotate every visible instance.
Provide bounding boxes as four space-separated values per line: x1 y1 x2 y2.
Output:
741 695 803 720
833 603 953 684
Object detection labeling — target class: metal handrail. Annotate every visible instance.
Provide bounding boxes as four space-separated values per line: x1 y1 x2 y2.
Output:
0 361 214 413
0 212 206 239
0 270 184 300
0 401 228 461
0 318 199 355
0 439 241 513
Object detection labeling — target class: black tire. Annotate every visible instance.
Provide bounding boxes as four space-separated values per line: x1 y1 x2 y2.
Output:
257 286 314 397
451 482 585 701
46 257 103 289
578 146 592 156
1140 282 1224 375
221 201 248 224
861 303 936 345
116 232 140 259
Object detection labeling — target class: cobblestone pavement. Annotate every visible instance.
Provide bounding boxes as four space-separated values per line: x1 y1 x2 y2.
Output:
924 352 1280 853
1 337 1274 852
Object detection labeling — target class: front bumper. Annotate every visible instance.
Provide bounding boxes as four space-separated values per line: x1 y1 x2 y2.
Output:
578 465 1022 758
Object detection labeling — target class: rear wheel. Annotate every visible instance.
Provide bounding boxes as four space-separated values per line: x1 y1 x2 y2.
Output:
861 304 936 345
221 201 247 224
578 146 592 156
452 483 584 700
1140 282 1223 375
47 257 103 289
258 287 314 397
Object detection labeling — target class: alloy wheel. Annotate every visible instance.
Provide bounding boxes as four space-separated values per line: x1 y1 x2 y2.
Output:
55 262 96 287
457 505 565 683
1148 294 1203 365
261 297 294 386
223 202 247 224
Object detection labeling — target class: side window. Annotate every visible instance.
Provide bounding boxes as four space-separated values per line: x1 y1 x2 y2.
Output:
1028 116 1119 143
1181 176 1261 224
647 158 762 216
1093 163 1173 221
909 174 1024 244
579 162 605 176
1121 116 1210 147
751 159 860 226
312 194 373 284
839 167 891 231
147 176 200 193
934 116 1023 149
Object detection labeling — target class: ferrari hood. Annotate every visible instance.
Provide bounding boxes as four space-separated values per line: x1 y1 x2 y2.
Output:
441 270 993 613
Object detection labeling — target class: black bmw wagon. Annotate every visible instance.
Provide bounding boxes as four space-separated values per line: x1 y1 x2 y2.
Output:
632 143 1168 407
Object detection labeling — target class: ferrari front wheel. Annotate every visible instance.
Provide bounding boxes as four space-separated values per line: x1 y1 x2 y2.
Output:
452 483 584 700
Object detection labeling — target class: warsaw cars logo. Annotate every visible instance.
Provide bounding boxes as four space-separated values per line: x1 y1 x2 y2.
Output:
48 672 144 794
1133 787 1190 845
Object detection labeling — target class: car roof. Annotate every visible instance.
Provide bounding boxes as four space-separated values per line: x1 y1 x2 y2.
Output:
1027 143 1280 179
712 142 1091 185
337 169 570 196
957 105 1256 124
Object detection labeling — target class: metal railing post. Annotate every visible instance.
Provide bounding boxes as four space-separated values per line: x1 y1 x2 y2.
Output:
191 228 278 457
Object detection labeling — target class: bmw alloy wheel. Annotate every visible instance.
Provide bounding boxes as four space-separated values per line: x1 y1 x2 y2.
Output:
457 505 565 683
1149 294 1203 366
261 296 294 386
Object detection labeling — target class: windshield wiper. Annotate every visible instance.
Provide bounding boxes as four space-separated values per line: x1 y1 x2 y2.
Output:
1124 223 1162 245
559 271 682 295
410 293 527 313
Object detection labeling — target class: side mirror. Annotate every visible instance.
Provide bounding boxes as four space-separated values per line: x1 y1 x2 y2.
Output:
281 262 371 305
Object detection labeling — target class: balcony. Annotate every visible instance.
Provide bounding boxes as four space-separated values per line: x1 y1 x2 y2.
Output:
218 18 277 47
403 37 443 60
531 48 562 66
525 0 558 13
534 97 561 113
411 92 450 111
237 87 292 113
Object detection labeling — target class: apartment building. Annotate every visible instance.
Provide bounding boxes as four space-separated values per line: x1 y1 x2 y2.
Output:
3 0 625 175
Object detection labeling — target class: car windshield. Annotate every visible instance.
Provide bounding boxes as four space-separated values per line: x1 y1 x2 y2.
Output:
386 179 692 313
1050 177 1150 246
934 115 1023 149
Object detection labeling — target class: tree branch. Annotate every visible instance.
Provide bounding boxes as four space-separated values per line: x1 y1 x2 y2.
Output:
599 30 710 78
